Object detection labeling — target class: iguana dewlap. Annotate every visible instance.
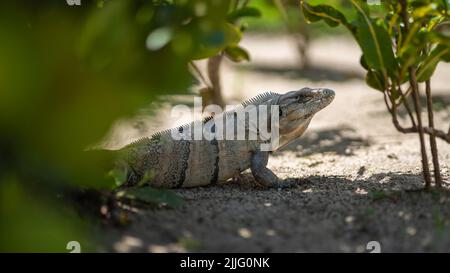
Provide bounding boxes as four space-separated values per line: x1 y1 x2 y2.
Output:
115 88 335 189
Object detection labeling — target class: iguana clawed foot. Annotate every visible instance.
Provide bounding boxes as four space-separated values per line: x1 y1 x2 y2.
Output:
250 150 301 190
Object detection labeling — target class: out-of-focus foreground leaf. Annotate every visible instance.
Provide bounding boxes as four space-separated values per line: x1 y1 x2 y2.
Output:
0 0 235 251
119 187 183 208
224 45 251 62
227 7 262 23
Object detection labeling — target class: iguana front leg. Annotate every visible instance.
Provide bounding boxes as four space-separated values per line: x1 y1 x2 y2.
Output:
250 150 297 189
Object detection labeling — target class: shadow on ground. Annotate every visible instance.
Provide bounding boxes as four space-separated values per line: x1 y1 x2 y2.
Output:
240 64 363 82
274 125 371 157
106 172 450 253
370 92 450 119
424 93 450 112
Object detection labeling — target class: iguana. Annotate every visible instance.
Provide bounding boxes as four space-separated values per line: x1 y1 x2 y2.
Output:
114 87 335 189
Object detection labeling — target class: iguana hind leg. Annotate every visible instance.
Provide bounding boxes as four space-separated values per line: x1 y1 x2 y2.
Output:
250 150 292 189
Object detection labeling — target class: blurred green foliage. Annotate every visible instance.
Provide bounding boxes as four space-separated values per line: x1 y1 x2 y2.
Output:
0 176 90 252
301 0 450 188
118 187 183 208
0 0 255 252
301 0 450 90
242 0 351 36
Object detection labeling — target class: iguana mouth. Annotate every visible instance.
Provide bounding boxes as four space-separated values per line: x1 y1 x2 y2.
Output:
303 113 313 119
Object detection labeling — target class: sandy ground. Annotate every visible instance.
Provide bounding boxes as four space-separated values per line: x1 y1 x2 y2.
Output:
101 34 450 253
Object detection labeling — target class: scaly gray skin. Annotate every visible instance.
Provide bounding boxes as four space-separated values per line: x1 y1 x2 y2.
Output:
115 87 335 189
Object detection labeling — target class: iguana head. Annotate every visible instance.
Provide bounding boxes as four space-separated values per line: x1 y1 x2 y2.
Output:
277 87 335 148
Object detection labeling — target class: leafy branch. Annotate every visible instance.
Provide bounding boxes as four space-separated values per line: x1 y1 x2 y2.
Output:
300 0 450 189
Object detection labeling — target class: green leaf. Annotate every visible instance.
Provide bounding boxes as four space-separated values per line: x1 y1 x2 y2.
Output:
398 23 423 57
191 23 242 60
108 168 127 187
300 1 353 30
443 52 450 62
360 54 369 70
433 23 450 43
443 0 450 13
222 22 243 45
412 3 439 19
121 187 183 208
226 7 261 23
351 0 397 78
417 44 450 82
366 70 386 91
224 45 250 62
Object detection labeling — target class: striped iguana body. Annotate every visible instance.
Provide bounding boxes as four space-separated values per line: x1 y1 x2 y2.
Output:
115 88 335 189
